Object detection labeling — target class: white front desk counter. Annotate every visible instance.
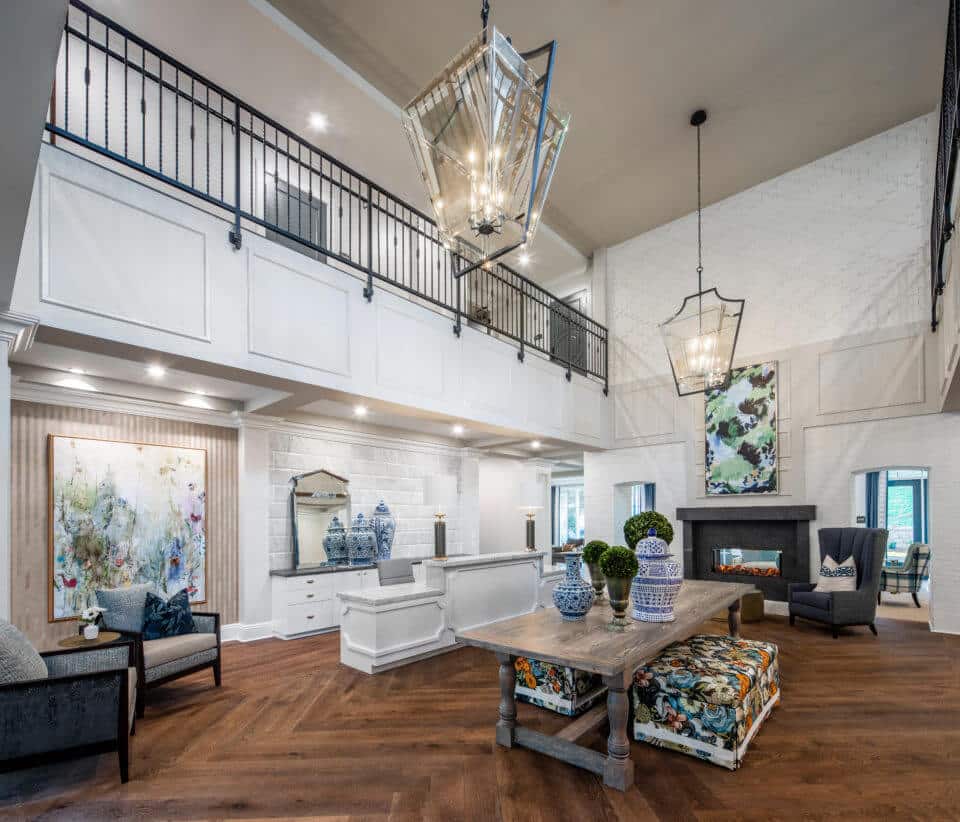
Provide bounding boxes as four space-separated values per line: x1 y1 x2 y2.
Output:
339 551 564 674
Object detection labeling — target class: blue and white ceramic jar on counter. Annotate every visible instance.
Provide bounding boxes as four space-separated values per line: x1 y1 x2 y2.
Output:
631 528 682 622
552 552 595 621
322 516 347 565
372 499 396 561
347 512 377 566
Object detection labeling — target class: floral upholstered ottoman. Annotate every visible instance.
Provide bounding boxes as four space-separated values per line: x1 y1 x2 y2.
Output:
631 634 780 769
514 656 607 716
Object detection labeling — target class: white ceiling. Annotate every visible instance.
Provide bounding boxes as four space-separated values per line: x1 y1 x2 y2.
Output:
267 0 947 253
84 0 588 287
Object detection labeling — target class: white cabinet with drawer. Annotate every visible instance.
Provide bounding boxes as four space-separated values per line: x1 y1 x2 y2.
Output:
272 568 381 637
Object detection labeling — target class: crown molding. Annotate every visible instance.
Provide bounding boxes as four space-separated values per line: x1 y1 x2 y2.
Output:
0 311 39 355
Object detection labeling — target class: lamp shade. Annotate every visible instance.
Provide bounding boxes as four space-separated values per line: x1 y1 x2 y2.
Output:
402 27 569 261
660 288 744 396
426 473 459 516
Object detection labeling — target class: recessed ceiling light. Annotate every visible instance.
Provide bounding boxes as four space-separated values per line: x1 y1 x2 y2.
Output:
193 389 206 396
182 396 211 409
518 252 531 266
69 367 85 375
58 377 96 392
147 364 166 378
452 424 465 436
308 112 329 132
531 440 541 449
354 405 368 418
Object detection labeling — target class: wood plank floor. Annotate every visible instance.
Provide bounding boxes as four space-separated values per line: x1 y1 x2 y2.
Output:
2 615 958 821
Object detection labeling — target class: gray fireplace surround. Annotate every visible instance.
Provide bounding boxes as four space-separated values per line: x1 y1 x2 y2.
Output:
676 506 817 601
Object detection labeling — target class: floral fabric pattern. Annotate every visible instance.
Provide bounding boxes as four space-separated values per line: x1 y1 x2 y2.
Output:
514 656 606 717
632 634 780 770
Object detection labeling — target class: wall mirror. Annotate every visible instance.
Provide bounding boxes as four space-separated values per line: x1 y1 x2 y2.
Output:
291 469 351 569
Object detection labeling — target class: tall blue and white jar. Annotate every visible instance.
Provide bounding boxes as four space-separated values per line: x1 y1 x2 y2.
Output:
631 528 683 622
347 512 377 566
323 516 348 565
372 499 396 561
552 552 595 621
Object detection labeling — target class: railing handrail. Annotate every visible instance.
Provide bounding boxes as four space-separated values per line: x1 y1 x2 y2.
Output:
53 0 608 386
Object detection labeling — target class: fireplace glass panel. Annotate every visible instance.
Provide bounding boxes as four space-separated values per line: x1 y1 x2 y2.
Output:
713 547 782 577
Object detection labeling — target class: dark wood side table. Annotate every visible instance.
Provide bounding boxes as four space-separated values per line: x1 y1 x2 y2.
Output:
58 630 122 649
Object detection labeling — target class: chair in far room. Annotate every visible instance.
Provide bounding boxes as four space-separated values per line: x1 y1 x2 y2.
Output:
788 527 887 638
377 558 415 586
879 543 931 608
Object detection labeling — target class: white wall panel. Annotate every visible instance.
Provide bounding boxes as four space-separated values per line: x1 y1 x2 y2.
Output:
375 303 446 399
818 335 924 414
43 172 208 339
247 250 350 375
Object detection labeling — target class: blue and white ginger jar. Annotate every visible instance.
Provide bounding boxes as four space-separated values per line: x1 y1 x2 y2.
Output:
372 499 396 561
552 552 595 621
631 527 682 622
347 512 377 566
322 516 347 565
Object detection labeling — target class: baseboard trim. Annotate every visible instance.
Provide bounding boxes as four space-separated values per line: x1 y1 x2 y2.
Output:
220 621 275 643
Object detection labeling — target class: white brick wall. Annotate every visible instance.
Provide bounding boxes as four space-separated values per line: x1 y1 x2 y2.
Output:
267 428 479 569
606 114 933 387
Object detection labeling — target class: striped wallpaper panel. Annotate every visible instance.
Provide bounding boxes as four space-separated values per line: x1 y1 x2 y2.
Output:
11 400 239 649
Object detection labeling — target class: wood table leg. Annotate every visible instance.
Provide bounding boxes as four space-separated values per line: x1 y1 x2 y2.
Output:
495 652 517 748
728 598 742 638
601 671 634 791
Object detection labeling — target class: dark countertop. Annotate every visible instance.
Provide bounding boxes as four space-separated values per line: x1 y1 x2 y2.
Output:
270 553 470 577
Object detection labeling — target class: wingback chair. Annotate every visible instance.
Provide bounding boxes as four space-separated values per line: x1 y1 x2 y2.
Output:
0 621 136 783
97 584 221 717
879 543 931 608
788 527 887 638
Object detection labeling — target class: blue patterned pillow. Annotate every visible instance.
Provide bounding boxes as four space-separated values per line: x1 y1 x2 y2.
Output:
814 555 857 593
142 590 197 640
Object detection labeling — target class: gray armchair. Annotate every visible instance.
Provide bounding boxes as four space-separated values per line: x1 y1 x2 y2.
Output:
1 640 136 783
789 527 887 638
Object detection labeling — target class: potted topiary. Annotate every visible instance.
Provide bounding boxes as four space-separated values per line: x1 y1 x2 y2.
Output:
623 511 674 550
599 546 639 629
582 540 609 600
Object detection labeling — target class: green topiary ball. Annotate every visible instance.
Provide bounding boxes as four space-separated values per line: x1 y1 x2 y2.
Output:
582 540 609 565
623 511 674 549
599 546 639 579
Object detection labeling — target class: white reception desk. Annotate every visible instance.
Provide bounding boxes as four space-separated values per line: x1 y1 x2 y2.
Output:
339 551 564 674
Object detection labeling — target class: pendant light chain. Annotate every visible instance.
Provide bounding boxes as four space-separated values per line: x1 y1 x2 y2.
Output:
696 120 703 293
481 0 490 31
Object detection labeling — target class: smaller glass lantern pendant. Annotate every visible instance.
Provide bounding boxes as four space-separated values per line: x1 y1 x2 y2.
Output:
402 1 570 277
660 110 744 397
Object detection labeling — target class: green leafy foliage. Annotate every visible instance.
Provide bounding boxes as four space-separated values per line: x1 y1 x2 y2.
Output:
623 511 674 549
582 540 609 564
599 546 639 579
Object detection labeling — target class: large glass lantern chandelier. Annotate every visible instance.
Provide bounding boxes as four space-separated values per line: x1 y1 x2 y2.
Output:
660 110 745 396
402 0 570 276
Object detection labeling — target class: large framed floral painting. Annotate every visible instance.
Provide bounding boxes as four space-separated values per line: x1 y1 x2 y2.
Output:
48 435 207 621
704 362 778 495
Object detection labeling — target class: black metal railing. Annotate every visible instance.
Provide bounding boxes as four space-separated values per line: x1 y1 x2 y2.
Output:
932 0 959 333
45 0 608 390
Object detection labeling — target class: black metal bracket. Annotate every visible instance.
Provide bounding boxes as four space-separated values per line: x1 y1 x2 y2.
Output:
363 283 373 302
228 228 241 250
517 349 525 363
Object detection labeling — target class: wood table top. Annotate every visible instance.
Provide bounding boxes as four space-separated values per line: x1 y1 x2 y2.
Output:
57 630 122 649
456 579 756 677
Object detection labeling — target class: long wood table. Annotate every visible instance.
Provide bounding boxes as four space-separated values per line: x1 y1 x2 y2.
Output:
456 579 756 791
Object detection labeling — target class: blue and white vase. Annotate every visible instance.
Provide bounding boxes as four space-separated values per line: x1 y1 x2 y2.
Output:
347 512 377 566
371 499 396 561
552 552 595 621
322 516 348 565
631 527 682 622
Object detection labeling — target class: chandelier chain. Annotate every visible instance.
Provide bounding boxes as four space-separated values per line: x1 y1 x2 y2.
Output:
696 120 703 291
481 0 490 30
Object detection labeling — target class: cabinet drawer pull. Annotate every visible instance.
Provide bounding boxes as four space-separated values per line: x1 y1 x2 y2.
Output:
306 593 314 599
305 579 315 584
306 615 315 620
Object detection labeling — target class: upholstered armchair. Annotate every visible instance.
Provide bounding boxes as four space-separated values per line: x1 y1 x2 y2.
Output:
97 584 221 717
879 543 931 608
788 527 887 638
1 636 136 783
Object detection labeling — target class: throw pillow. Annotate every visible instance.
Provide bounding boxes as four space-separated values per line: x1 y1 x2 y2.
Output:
815 555 858 593
142 590 197 640
0 619 47 685
96 582 157 633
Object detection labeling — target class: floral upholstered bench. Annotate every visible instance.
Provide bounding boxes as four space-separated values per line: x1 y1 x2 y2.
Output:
514 656 607 717
631 634 780 769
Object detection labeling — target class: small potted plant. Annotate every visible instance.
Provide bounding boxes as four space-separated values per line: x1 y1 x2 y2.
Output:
582 540 609 600
623 511 674 550
599 546 639 629
79 606 106 640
